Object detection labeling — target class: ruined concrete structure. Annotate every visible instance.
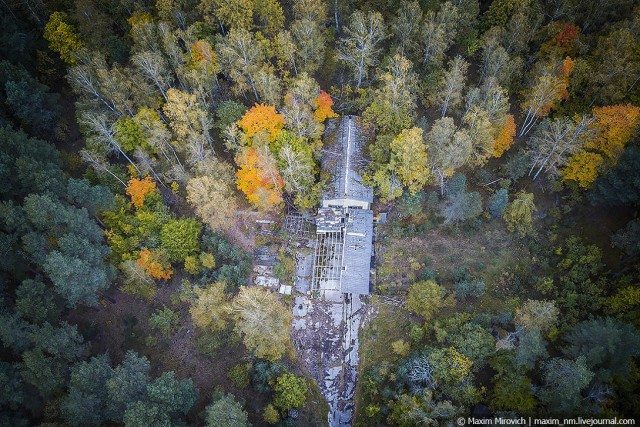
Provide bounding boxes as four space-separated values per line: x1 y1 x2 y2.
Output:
312 117 373 300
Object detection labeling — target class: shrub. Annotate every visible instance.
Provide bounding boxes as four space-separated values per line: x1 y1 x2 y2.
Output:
441 191 483 224
228 364 251 389
487 189 509 219
454 279 486 300
391 339 411 356
263 404 280 424
148 307 179 337
446 173 467 198
398 191 426 217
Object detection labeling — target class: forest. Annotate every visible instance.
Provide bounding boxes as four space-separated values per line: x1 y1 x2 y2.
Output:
0 0 639 425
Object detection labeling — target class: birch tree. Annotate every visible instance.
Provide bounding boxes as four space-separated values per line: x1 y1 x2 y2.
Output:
421 2 458 68
131 51 172 102
426 117 472 195
163 88 212 164
292 0 327 23
80 113 141 174
393 0 423 56
274 31 298 76
433 55 469 117
187 156 238 232
282 74 323 140
337 10 387 89
362 54 418 134
528 115 595 180
291 19 327 75
519 58 574 137
200 0 253 33
215 28 265 101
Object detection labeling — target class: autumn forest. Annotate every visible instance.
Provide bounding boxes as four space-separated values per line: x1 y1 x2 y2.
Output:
1 0 640 425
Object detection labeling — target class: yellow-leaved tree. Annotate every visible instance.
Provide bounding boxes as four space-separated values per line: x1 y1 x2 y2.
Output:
44 12 84 64
137 248 172 280
561 151 604 189
190 282 229 333
562 104 640 188
389 127 430 194
228 286 292 361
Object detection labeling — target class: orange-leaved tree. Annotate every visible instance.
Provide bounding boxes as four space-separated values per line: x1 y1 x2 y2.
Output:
313 90 338 122
588 104 640 160
493 114 516 158
137 248 173 280
237 103 285 141
236 146 284 211
126 176 156 209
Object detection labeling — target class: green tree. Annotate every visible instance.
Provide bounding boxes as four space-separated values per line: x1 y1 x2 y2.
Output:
514 328 549 369
3 77 59 135
487 188 509 219
21 193 114 307
123 400 170 427
20 322 88 398
407 280 448 322
149 307 180 338
449 322 495 368
563 317 640 382
540 357 594 415
14 279 59 324
146 371 198 416
273 373 308 410
491 371 536 414
61 354 114 426
215 101 247 133
503 191 535 237
204 393 249 427
106 351 151 421
160 218 201 262
441 190 483 225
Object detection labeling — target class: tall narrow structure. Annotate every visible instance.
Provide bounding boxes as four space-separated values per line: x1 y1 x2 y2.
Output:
312 117 373 300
